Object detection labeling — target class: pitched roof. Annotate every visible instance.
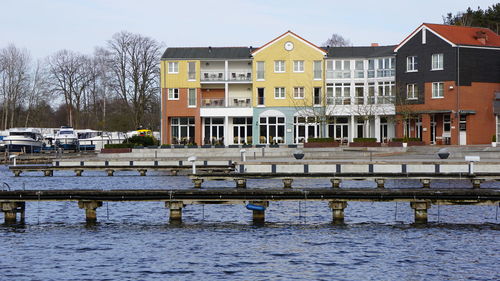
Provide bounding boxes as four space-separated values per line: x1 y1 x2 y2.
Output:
325 45 396 58
424 23 500 47
161 47 252 60
251 31 327 55
395 23 500 51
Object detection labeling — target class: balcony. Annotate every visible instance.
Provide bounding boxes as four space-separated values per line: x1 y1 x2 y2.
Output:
201 98 252 108
200 71 252 82
377 96 396 104
201 98 225 107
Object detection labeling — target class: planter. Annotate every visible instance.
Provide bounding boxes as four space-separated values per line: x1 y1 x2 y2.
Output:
438 148 450 159
242 144 253 148
187 145 198 148
201 145 212 148
100 148 132 153
173 145 185 148
228 145 240 148
269 144 279 148
304 142 340 148
293 150 305 160
349 142 381 147
160 145 171 149
214 145 225 148
408 141 425 146
388 142 403 147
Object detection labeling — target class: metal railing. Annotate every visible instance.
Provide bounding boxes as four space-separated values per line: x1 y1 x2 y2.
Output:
229 72 252 81
201 71 225 81
229 98 251 107
201 98 225 107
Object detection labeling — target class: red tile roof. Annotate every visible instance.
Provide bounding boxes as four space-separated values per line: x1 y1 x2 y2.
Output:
425 23 500 47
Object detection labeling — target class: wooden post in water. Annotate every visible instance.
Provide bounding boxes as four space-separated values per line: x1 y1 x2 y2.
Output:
375 178 385 188
234 178 247 189
420 179 431 188
43 170 53 177
471 179 482 189
329 201 348 224
138 169 147 176
166 201 184 223
78 201 103 223
106 169 115 176
330 178 341 189
75 169 84 176
170 169 179 176
249 201 268 224
192 178 204 188
282 178 293 189
410 201 431 224
1 201 25 224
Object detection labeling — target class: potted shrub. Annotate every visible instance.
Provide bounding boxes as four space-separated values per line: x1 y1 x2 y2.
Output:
293 149 304 159
349 138 381 147
492 135 497 147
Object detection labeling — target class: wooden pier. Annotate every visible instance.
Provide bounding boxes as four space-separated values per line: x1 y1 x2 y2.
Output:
8 159 234 177
1 188 498 225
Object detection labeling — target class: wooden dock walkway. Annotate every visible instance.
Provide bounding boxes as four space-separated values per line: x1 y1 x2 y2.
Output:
1 188 498 225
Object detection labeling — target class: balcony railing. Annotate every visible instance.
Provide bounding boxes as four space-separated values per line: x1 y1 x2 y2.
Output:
377 96 396 104
229 98 251 107
201 72 225 81
229 72 252 81
325 96 393 105
201 98 225 107
325 69 395 79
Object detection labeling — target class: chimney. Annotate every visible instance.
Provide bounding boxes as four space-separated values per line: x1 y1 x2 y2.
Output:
371 43 379 47
208 46 212 53
475 31 488 45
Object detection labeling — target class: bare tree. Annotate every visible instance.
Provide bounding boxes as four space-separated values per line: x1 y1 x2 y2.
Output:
47 50 93 128
0 44 31 129
107 31 162 129
323 33 351 47
24 59 50 127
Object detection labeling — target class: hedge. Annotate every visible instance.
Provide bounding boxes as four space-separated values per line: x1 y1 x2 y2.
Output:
307 138 337 143
104 143 135 149
353 138 377 143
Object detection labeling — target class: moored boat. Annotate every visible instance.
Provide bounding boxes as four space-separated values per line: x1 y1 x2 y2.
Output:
3 128 44 152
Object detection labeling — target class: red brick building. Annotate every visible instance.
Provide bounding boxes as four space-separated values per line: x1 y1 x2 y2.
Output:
394 24 500 145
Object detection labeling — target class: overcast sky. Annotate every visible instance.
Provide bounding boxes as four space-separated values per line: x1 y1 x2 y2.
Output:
1 0 496 59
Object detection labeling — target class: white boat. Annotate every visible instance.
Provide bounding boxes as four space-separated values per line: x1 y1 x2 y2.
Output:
0 130 9 152
55 127 79 150
3 128 44 152
77 130 128 150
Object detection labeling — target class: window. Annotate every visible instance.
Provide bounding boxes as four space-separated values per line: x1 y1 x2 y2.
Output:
431 53 443 70
171 117 195 144
293 60 304 72
334 83 351 105
355 60 364 78
187 62 196 80
406 56 418 72
188 88 196 107
168 62 178 73
204 117 224 145
355 83 364 104
274 87 285 99
257 61 265 80
274 60 285 72
367 59 375 78
406 84 418 100
259 116 285 144
313 61 322 79
432 82 444 98
313 88 321 105
334 60 351 78
443 114 451 132
378 57 395 77
257 88 265 105
368 82 375 104
326 60 334 79
377 81 394 104
326 84 334 105
294 87 304 99
168 88 179 100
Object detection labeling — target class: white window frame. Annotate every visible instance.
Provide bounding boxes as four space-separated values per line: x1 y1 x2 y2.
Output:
406 84 418 100
274 60 285 73
168 88 179 100
293 87 304 99
431 53 443 71
256 61 265 80
313 60 322 80
293 60 304 72
406 56 418 72
168 62 179 74
187 62 196 80
187 88 196 107
432 82 444 98
274 87 286 99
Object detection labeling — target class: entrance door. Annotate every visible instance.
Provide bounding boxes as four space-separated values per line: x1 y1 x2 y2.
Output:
459 115 467 145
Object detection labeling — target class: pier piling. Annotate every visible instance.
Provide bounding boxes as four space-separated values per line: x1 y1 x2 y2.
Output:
12 170 22 177
250 201 268 224
192 178 204 188
106 169 115 176
330 178 341 189
471 179 482 189
166 201 184 223
138 169 147 176
170 169 179 176
410 201 431 224
78 201 103 223
282 178 293 189
329 201 348 224
43 170 53 177
375 178 385 188
234 178 247 189
420 179 431 188
1 202 25 224
74 169 84 176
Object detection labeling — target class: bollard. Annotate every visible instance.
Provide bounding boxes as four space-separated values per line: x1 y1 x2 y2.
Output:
188 156 197 174
240 149 247 162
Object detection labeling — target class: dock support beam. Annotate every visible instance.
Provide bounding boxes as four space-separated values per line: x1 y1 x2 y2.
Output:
330 178 341 189
192 178 204 188
410 201 431 224
1 202 25 224
471 179 482 189
12 170 22 177
138 169 147 176
106 169 114 176
250 201 268 224
420 179 431 188
329 201 348 224
170 169 179 176
78 201 103 223
235 178 247 189
165 201 184 223
43 170 53 177
375 178 385 189
282 178 293 189
75 169 84 176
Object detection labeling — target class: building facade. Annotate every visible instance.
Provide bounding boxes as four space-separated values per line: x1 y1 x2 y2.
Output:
394 23 500 145
161 31 397 145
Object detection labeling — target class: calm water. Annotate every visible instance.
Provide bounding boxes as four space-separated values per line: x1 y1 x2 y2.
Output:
0 166 499 280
